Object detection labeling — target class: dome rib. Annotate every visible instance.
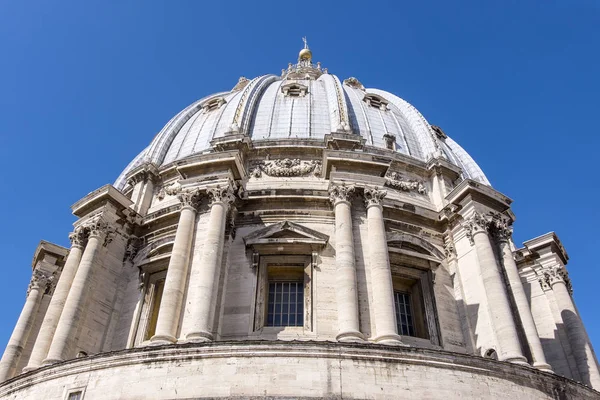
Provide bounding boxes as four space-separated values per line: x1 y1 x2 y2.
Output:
368 89 437 160
116 73 491 190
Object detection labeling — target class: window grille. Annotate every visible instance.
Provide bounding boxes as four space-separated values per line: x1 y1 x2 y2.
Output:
67 392 83 400
394 291 415 336
267 281 304 327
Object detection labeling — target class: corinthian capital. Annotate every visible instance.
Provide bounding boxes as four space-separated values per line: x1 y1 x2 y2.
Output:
87 219 110 239
543 266 572 294
363 187 387 208
27 270 53 297
177 190 202 210
69 227 88 249
492 218 513 242
328 183 355 205
207 184 236 207
462 212 492 245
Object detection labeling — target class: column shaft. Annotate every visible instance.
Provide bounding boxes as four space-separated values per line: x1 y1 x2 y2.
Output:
44 229 104 364
472 230 526 363
552 279 600 388
186 201 227 341
366 203 402 344
151 205 196 343
500 240 552 371
333 200 362 341
24 244 84 371
0 280 44 381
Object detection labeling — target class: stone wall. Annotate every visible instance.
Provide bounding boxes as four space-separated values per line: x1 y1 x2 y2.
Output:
0 342 597 400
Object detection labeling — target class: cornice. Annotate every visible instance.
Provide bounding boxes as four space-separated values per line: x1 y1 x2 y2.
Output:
71 184 134 218
522 231 569 266
445 179 512 213
31 240 68 270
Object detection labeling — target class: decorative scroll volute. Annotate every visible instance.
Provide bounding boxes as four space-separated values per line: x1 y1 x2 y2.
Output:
363 187 387 208
328 183 355 205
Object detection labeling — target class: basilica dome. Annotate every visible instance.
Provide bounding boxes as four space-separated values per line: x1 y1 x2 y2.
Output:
1 43 598 400
115 54 489 191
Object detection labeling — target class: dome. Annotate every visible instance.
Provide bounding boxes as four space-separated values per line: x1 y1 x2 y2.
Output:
2 43 600 400
115 54 489 190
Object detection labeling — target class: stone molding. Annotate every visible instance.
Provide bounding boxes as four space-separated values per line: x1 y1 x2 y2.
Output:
328 183 355 205
385 171 427 194
363 187 387 208
250 158 321 178
1 342 597 400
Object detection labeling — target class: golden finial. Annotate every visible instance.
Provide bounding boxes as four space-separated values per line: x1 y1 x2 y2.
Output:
299 37 312 61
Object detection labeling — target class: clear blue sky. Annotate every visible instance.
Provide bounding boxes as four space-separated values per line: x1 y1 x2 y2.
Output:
0 1 598 357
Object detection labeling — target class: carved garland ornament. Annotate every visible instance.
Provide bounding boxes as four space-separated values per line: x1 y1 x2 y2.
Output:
251 158 322 178
385 172 427 195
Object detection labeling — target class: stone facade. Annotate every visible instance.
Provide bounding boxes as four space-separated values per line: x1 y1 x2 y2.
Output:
0 44 599 399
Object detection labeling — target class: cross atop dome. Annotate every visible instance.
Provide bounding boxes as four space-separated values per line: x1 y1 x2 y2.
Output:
282 37 327 80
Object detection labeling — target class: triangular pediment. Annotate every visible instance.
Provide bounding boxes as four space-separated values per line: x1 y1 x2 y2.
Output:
243 221 329 251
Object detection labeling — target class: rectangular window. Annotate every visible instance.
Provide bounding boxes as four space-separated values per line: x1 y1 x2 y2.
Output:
266 281 304 327
394 291 415 337
67 392 83 400
144 279 165 340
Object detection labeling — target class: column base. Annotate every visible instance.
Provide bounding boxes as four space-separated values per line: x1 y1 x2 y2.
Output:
21 366 39 373
185 331 213 342
533 362 554 373
41 358 62 366
149 334 177 345
373 333 406 346
336 330 364 342
503 355 530 366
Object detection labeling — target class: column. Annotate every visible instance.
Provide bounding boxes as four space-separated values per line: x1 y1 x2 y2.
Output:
364 188 402 345
465 212 527 364
0 271 50 381
496 226 553 372
150 189 199 344
329 184 363 342
43 220 108 364
186 185 234 341
546 267 600 388
23 228 87 372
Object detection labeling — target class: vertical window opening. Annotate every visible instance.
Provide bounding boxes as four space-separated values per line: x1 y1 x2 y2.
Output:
145 279 165 340
394 291 415 337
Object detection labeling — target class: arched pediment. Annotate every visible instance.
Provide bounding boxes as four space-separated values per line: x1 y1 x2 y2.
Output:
386 232 444 261
244 221 329 254
133 235 176 264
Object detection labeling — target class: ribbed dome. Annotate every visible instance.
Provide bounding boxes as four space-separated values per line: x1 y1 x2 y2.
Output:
115 62 489 190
